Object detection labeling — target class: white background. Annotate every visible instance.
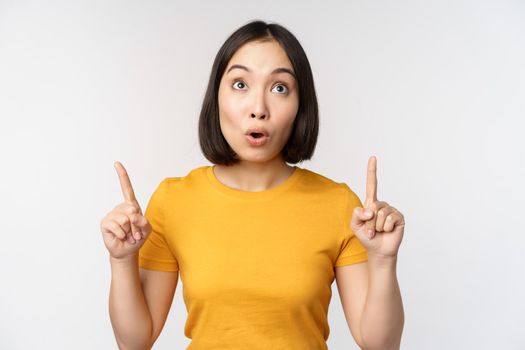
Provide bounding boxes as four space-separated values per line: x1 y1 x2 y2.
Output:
1 0 524 349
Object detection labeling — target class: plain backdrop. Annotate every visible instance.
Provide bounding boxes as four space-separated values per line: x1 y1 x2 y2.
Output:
1 0 524 349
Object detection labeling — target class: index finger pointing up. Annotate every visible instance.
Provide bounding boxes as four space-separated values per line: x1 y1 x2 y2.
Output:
114 161 138 204
365 155 378 205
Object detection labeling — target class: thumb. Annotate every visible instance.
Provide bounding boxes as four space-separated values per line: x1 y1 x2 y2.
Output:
350 207 374 230
132 214 151 237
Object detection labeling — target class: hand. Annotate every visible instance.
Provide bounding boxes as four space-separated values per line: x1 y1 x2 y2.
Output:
350 156 405 259
99 161 152 260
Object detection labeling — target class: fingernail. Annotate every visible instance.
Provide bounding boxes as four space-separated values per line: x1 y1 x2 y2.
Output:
368 228 374 238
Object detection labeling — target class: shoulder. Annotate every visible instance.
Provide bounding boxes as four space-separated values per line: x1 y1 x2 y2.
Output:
299 167 359 201
156 165 210 194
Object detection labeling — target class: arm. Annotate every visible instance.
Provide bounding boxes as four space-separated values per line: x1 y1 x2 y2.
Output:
335 256 404 350
337 155 405 349
360 254 404 349
109 254 178 349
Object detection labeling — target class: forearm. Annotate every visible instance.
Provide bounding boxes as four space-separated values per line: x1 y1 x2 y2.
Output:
359 255 404 350
109 254 153 350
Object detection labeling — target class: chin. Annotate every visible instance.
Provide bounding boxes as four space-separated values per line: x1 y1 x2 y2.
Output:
230 139 282 163
236 151 281 164
236 155 270 163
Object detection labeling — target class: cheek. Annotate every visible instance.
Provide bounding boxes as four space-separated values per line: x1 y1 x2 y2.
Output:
281 90 299 117
276 98 299 129
218 92 235 125
219 107 241 138
218 87 244 120
217 94 243 144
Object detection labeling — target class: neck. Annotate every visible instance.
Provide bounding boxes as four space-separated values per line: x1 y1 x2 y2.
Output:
213 157 295 192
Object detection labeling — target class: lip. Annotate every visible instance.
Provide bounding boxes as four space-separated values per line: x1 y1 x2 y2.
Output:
245 127 269 137
246 134 268 146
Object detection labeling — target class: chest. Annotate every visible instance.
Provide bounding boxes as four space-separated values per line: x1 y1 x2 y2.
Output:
164 198 342 307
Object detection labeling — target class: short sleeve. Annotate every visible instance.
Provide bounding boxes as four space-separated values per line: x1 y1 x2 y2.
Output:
334 184 369 267
138 179 179 272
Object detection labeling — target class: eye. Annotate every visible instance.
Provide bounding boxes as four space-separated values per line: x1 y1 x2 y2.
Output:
232 80 247 90
272 83 289 94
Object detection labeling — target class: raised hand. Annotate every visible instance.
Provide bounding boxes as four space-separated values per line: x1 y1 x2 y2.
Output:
99 161 152 259
350 156 405 258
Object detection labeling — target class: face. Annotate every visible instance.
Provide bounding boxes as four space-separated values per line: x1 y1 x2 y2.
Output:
217 39 299 164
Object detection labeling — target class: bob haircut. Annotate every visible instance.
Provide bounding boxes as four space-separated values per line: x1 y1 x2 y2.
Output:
198 20 319 165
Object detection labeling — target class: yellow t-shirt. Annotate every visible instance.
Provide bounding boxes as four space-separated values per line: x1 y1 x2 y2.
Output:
139 165 368 349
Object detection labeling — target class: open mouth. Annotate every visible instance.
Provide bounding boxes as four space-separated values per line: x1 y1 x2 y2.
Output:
246 132 268 146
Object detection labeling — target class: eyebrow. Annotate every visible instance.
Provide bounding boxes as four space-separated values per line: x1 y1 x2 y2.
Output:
226 64 296 80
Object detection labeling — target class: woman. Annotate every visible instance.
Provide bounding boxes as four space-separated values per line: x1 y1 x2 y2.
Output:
101 20 405 349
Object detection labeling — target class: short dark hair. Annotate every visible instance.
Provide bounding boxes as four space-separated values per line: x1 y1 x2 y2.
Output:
198 20 319 165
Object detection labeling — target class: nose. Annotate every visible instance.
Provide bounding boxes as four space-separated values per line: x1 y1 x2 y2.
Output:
251 112 266 119
250 90 268 119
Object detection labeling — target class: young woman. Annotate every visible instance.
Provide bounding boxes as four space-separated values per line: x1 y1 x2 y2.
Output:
101 20 405 349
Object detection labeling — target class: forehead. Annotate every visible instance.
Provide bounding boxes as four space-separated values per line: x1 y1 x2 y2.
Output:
227 39 294 72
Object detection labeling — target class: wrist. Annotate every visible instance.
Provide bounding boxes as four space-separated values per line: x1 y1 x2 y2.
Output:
109 253 138 266
368 252 398 269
